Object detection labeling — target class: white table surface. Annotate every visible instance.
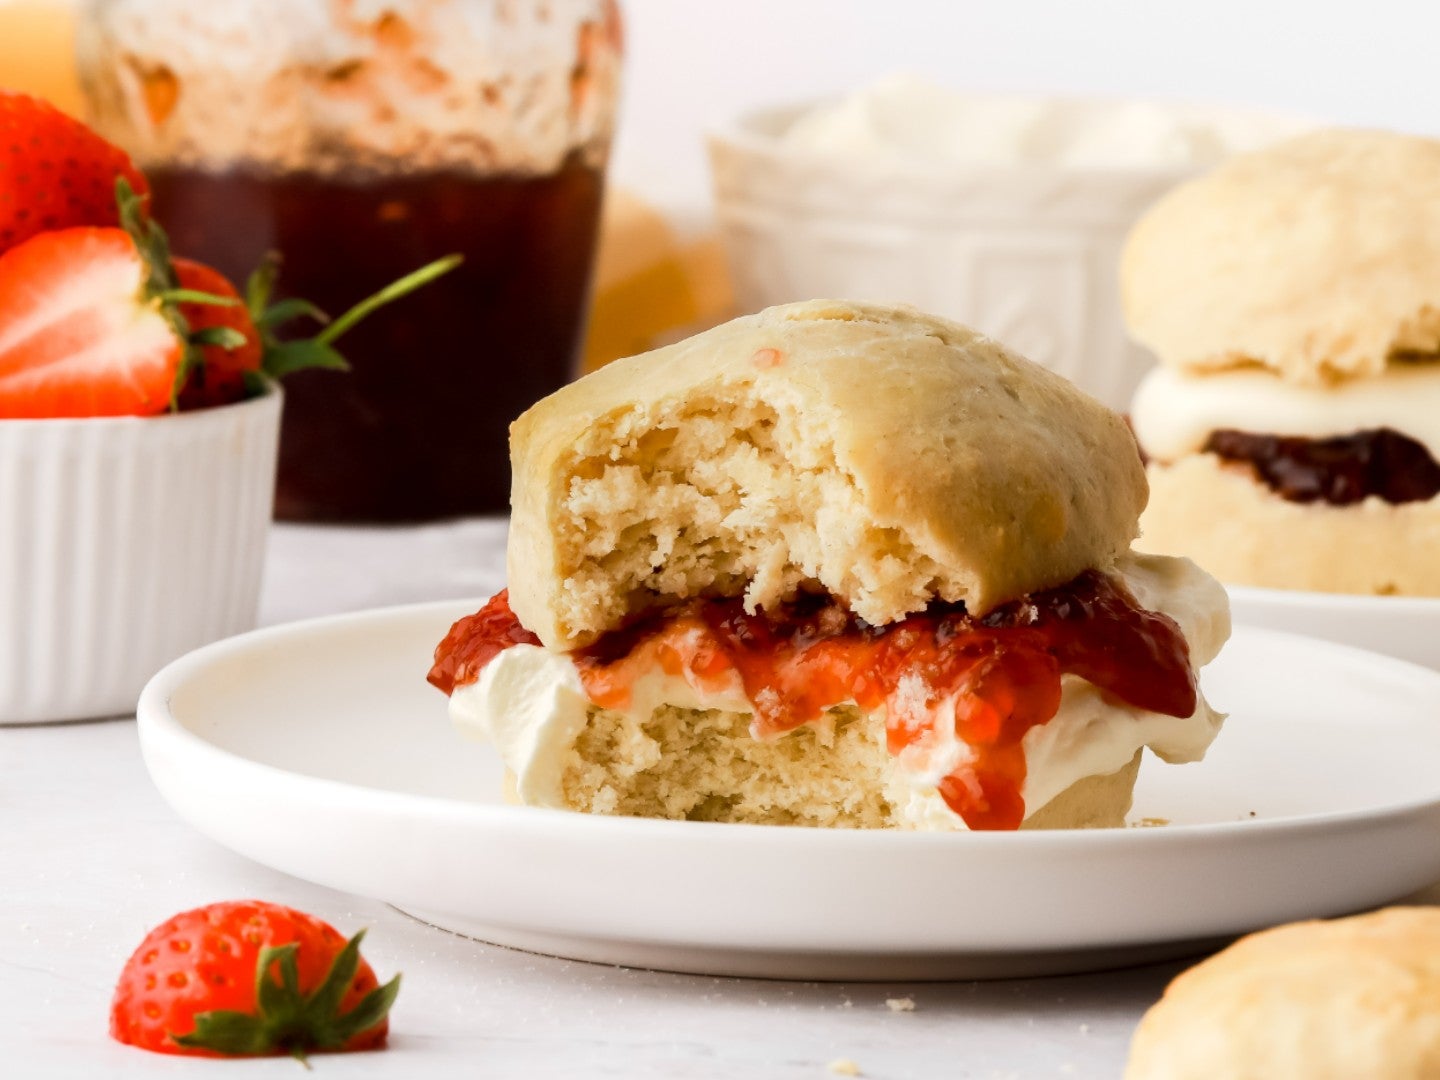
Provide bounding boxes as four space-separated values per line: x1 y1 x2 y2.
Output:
6 520 1436 1078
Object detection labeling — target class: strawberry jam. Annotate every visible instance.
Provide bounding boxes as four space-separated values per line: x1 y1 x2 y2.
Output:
428 575 1195 831
1204 427 1440 506
427 590 540 695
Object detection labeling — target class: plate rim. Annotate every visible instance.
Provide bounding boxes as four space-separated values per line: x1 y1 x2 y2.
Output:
1227 582 1440 613
137 598 1440 848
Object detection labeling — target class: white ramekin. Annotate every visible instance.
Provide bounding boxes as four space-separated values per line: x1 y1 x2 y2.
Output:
0 386 280 724
708 100 1306 411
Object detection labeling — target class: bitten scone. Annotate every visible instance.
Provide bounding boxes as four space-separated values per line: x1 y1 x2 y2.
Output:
1126 907 1440 1080
1124 129 1440 595
430 300 1231 831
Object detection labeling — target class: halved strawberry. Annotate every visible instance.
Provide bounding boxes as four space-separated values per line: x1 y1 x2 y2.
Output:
0 227 179 418
0 175 460 416
0 90 150 255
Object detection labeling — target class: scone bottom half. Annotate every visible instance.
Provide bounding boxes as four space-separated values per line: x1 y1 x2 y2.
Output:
430 301 1231 832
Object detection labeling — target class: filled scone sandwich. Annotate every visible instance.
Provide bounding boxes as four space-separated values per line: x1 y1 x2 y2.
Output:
429 300 1230 830
1125 129 1440 595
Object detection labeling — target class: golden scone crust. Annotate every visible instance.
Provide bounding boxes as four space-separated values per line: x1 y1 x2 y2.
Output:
1122 129 1440 384
1126 907 1440 1080
1137 455 1440 596
508 299 1147 650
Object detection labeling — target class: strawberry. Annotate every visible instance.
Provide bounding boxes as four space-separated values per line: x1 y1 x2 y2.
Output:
172 249 463 409
171 257 262 410
0 227 180 418
0 171 459 416
0 180 240 418
109 900 400 1059
0 90 150 255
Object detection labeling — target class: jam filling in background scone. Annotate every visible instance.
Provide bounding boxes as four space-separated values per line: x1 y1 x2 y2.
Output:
1123 129 1440 596
430 300 1230 831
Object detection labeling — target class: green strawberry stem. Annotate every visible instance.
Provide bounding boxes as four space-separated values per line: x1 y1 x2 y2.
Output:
157 287 239 307
315 255 462 347
113 177 242 403
170 928 400 1061
251 252 463 381
116 175 462 402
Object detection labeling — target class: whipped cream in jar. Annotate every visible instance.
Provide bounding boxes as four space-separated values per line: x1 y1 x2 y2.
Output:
78 0 622 520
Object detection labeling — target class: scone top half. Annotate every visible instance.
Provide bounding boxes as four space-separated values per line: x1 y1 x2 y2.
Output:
1122 128 1440 384
508 299 1147 650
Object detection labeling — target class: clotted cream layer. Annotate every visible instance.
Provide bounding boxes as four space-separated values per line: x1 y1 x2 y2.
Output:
1132 364 1440 464
449 553 1229 830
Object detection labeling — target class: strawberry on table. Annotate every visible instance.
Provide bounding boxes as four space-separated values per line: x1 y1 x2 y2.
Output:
0 90 149 254
110 900 400 1059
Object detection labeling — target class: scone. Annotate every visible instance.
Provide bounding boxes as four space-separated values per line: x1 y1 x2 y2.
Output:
429 299 1231 831
1124 128 1440 595
1126 907 1440 1080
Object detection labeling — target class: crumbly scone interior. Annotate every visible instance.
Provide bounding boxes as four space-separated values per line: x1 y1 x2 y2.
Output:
556 390 950 641
559 704 1138 830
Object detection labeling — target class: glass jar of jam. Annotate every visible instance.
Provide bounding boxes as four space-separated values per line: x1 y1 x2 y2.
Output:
76 0 622 521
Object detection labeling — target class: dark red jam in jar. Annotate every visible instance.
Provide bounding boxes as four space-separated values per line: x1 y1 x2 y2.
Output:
147 160 607 520
429 574 1196 831
80 0 624 521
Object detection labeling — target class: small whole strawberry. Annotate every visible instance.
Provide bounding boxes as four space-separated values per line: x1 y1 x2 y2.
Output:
172 247 460 410
0 90 150 255
171 256 262 410
110 900 400 1059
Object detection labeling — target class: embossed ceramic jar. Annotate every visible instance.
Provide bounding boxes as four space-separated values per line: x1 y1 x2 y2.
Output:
710 89 1308 410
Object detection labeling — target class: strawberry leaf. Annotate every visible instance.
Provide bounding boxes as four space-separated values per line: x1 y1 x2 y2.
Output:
330 976 401 1043
115 176 178 294
263 340 350 377
113 176 204 409
245 253 280 322
242 252 460 387
190 326 248 350
172 930 397 1060
172 1010 271 1055
255 943 301 1018
259 297 329 332
304 930 363 1023
157 287 239 307
241 370 273 397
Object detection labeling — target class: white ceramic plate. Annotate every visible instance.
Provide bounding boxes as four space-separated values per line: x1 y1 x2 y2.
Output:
1228 585 1440 671
138 601 1440 981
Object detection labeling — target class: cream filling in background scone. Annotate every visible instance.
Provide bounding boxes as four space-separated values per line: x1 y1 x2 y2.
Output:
1131 364 1440 464
1131 364 1440 595
449 552 1229 830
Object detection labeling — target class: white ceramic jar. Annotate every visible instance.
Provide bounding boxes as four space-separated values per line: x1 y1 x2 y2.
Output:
0 386 280 723
709 85 1309 410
